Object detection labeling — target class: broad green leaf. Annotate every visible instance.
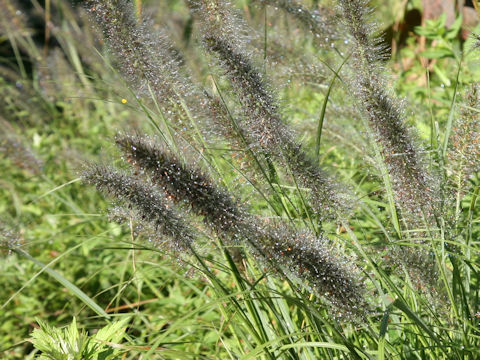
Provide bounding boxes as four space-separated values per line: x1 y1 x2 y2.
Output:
421 47 454 59
446 16 463 40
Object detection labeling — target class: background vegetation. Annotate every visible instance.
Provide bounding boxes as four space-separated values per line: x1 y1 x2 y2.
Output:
1 0 479 358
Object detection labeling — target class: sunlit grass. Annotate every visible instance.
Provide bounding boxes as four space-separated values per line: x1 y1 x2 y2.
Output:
0 0 479 359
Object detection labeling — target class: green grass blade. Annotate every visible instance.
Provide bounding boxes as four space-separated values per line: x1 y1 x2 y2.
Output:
442 60 462 158
12 248 110 319
315 54 350 161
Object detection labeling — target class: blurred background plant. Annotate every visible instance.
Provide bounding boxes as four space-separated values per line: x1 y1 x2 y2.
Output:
0 0 479 359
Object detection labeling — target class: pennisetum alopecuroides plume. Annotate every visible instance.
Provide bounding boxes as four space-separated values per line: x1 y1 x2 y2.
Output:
115 134 368 319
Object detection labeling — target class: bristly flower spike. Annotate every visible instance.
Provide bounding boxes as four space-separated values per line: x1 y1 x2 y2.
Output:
255 0 338 48
82 164 195 251
336 0 440 219
448 84 480 198
115 134 246 236
191 2 350 220
0 222 23 256
256 225 369 319
87 0 198 126
116 134 368 319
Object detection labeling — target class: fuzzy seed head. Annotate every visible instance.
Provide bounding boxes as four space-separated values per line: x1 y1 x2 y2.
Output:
115 134 367 318
448 84 480 195
203 33 350 219
336 0 440 219
251 224 369 319
87 0 198 125
0 222 22 256
256 0 339 48
82 164 195 251
115 134 246 235
0 128 44 175
387 245 440 296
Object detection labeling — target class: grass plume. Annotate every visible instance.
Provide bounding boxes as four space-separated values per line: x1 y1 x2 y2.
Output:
193 2 350 220
336 0 440 219
449 84 480 197
82 164 195 251
256 0 338 47
87 0 196 118
116 133 368 318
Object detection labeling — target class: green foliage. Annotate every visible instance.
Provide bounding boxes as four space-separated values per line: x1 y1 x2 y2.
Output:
0 0 479 359
30 317 129 360
415 13 463 43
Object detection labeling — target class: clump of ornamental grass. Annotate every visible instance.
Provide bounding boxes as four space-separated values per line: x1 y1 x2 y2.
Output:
192 0 351 220
336 0 440 221
81 0 473 321
114 133 368 319
1 0 479 357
